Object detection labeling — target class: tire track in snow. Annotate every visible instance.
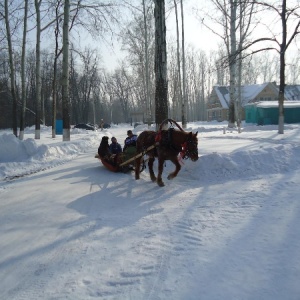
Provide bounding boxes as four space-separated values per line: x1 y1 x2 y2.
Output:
94 208 174 300
9 221 97 300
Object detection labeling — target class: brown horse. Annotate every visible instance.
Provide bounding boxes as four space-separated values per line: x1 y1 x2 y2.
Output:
135 128 198 187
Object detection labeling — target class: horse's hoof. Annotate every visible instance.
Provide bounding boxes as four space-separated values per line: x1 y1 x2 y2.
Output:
167 174 175 180
157 180 165 187
150 176 157 182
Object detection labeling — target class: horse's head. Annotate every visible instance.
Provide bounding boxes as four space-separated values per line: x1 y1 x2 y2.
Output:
185 131 199 161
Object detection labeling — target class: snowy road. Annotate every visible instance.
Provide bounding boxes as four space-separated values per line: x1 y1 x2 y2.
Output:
1 123 300 299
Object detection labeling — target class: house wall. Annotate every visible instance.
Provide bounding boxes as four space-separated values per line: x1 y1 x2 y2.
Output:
246 105 300 125
207 89 243 122
257 107 278 125
285 107 300 123
247 86 278 104
207 89 228 121
207 108 228 121
207 83 280 122
245 106 257 123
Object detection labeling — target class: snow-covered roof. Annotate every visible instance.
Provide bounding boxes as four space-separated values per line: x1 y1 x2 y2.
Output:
213 82 275 108
256 101 300 108
241 83 269 103
213 83 300 108
214 86 230 109
284 85 300 100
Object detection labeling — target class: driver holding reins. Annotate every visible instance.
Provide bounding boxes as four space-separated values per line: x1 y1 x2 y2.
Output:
123 130 138 151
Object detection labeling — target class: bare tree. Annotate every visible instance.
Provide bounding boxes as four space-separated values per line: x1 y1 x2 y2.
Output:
170 0 187 126
287 52 300 84
34 0 42 139
154 0 168 127
228 0 238 128
3 0 19 137
142 0 151 126
198 0 257 127
173 0 183 124
120 1 155 123
276 0 299 133
19 0 29 140
32 0 118 140
69 47 100 124
62 0 70 141
180 0 187 128
106 66 134 122
242 0 300 133
51 0 63 138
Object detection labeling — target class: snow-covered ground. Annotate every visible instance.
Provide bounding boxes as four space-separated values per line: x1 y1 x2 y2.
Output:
1 121 300 300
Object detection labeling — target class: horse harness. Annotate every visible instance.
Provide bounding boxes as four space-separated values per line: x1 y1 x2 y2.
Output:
155 128 197 160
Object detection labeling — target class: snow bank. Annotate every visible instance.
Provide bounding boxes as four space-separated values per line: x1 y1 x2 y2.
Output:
1 122 300 182
0 131 101 180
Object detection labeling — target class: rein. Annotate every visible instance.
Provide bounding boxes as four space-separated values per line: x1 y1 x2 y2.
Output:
156 119 184 144
158 118 184 132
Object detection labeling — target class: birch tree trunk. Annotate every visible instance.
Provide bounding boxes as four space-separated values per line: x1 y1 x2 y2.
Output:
180 0 187 128
142 0 151 127
4 0 18 137
154 0 168 128
173 0 183 123
51 30 59 139
228 0 237 128
236 1 243 131
19 0 28 140
236 0 255 131
52 1 62 138
62 0 70 141
237 48 242 131
278 0 287 134
35 0 42 139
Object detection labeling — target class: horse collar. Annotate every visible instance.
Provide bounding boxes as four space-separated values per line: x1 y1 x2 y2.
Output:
155 130 162 143
180 141 188 159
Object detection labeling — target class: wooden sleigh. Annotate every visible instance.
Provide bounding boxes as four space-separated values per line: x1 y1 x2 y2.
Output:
95 145 154 173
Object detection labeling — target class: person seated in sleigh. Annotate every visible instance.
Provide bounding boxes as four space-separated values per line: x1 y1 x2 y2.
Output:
123 130 138 160
98 136 119 167
109 137 122 155
109 137 122 166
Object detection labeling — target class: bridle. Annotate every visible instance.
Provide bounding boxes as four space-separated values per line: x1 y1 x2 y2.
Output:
180 137 198 160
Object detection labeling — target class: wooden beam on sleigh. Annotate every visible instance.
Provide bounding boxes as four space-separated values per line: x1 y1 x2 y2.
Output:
119 144 155 167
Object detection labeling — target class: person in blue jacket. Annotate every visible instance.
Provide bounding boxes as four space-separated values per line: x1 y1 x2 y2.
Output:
109 137 122 154
123 130 138 151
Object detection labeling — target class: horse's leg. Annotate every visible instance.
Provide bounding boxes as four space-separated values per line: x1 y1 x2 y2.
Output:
156 157 165 187
135 156 142 180
167 157 181 180
148 156 156 182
